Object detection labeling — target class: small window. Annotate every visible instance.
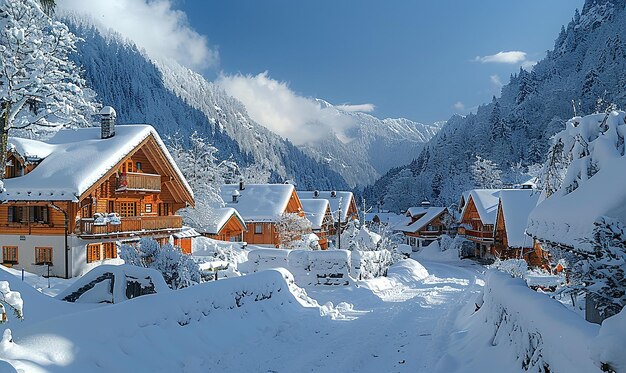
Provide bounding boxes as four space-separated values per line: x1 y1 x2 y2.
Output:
29 206 49 224
103 242 117 259
254 224 263 234
35 247 52 265
8 206 24 223
145 203 152 213
2 246 18 264
136 162 142 171
86 244 101 263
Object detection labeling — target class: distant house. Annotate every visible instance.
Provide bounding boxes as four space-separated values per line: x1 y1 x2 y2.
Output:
221 182 305 247
298 191 358 235
365 211 405 227
0 107 195 278
199 208 246 243
395 201 450 248
300 199 334 249
458 189 501 258
492 190 544 266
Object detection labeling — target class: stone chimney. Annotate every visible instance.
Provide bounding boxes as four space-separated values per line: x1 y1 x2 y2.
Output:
99 106 116 139
239 180 245 191
421 200 431 208
232 189 240 203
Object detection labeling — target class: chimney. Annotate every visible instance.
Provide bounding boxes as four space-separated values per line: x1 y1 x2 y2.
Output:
313 190 320 198
99 106 116 139
239 180 245 191
421 200 431 208
232 189 240 203
330 191 337 198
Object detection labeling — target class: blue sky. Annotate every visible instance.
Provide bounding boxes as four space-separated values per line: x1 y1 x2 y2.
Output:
178 0 584 123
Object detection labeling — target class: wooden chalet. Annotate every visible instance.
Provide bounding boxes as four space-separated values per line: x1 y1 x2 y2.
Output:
298 191 358 236
200 208 246 242
221 182 305 247
300 198 334 249
395 201 450 248
458 189 501 258
0 107 195 278
492 189 545 266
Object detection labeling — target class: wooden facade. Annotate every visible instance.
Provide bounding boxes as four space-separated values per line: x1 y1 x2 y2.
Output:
203 214 246 242
458 195 495 257
0 131 194 277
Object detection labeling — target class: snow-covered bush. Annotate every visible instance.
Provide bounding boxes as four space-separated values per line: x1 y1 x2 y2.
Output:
120 238 201 289
0 281 22 321
471 155 503 189
491 259 529 279
192 237 248 266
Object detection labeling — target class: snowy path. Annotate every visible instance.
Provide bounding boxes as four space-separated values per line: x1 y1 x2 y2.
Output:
275 259 485 373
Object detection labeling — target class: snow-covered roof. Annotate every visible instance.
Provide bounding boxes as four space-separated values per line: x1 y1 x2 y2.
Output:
221 184 297 222
1 125 193 202
397 207 446 233
202 208 246 235
298 191 354 222
300 199 331 230
365 211 405 226
462 189 502 225
172 227 201 239
528 111 626 251
497 190 539 248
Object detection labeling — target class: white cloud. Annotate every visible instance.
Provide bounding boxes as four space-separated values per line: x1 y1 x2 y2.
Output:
453 101 466 111
490 74 503 88
57 0 218 71
335 103 375 113
521 59 537 71
475 51 527 64
217 72 358 145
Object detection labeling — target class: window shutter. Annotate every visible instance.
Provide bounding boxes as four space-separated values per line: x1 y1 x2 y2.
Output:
29 207 35 223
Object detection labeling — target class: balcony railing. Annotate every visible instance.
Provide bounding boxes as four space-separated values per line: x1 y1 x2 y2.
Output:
79 215 182 235
116 172 161 193
464 229 494 242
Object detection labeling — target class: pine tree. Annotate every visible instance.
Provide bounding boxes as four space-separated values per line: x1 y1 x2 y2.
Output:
0 0 96 179
276 213 314 250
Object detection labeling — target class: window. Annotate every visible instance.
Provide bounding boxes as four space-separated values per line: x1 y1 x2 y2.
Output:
254 223 263 234
426 224 438 232
29 206 49 224
136 162 142 171
103 242 117 259
86 244 101 263
8 206 24 223
145 203 152 213
35 247 52 265
2 246 18 264
120 202 136 217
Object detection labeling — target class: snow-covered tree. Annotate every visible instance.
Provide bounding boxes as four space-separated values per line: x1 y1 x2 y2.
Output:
276 212 313 250
120 238 201 289
471 155 503 189
579 217 626 318
0 0 96 179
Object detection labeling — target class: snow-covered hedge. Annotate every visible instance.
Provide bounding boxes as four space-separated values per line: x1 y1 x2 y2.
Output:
477 270 600 372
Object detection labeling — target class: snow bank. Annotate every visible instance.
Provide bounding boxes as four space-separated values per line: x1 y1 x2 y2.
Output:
591 306 626 372
350 249 393 280
0 269 341 372
458 270 600 372
385 259 429 286
56 265 170 304
413 241 460 262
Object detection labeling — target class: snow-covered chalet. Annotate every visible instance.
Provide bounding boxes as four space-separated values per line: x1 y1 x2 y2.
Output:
298 190 358 236
221 182 306 247
0 107 195 278
395 201 451 248
300 198 334 249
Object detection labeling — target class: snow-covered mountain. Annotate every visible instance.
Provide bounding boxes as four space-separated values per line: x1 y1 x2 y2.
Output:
65 19 349 190
299 99 443 187
367 0 626 209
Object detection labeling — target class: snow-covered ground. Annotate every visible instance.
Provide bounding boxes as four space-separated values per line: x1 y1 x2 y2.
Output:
0 247 620 372
0 253 485 372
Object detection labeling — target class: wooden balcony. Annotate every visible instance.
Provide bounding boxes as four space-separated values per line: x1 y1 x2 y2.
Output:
464 229 494 242
79 215 183 236
116 172 161 193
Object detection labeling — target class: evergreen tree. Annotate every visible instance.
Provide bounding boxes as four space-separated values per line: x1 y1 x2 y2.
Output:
471 155 503 189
